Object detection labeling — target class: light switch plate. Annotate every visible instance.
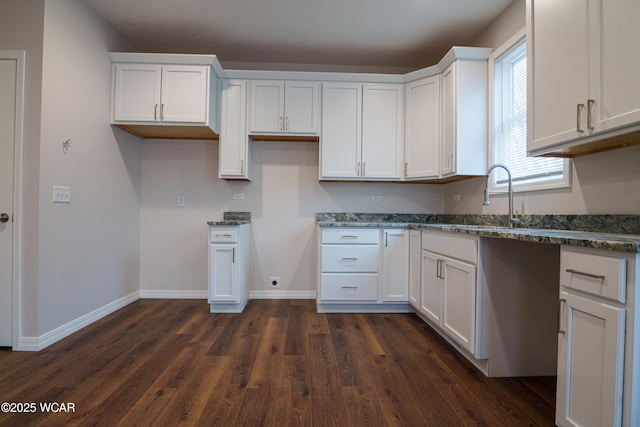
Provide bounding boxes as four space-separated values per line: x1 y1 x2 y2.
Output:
53 185 71 203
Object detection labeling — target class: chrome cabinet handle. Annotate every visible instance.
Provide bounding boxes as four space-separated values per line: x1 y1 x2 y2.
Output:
576 103 584 133
566 268 605 280
362 162 366 177
385 232 388 247
341 286 358 289
341 235 358 239
404 162 408 177
154 104 158 120
285 116 289 131
341 257 358 261
587 99 595 131
215 234 233 237
558 298 566 334
232 247 235 263
279 116 283 131
240 159 244 175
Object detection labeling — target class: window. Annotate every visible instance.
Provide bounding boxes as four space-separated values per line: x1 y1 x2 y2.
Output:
490 31 570 192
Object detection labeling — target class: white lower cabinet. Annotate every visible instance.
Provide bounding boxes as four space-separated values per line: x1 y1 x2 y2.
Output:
408 229 422 309
382 229 409 302
208 224 250 313
420 231 479 355
556 247 639 427
317 227 410 312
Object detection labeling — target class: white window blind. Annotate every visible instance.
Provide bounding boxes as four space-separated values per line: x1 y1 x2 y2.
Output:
493 40 566 188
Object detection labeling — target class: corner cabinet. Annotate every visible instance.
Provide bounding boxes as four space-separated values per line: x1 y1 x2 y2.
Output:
208 224 251 313
556 247 640 427
440 56 488 178
218 79 250 180
109 53 223 140
527 0 640 157
248 80 320 137
320 83 404 180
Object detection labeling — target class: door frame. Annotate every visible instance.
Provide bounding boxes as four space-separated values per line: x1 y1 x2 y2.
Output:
1 51 25 350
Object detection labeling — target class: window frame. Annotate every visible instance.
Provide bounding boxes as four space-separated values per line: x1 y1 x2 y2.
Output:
488 28 571 193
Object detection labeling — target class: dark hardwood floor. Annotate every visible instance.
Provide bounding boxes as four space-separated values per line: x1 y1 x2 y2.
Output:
0 299 556 426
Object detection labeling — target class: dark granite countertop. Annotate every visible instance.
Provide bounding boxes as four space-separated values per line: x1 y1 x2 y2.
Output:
207 212 251 226
316 213 640 253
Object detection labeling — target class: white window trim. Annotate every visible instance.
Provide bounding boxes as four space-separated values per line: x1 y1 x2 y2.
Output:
488 28 571 194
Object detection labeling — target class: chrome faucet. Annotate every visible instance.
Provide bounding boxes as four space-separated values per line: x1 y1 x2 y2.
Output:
484 163 521 228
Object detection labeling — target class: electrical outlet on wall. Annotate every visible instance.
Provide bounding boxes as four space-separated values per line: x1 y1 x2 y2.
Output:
269 276 280 288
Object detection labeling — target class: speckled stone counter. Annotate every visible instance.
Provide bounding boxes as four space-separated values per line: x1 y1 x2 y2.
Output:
316 213 640 253
207 211 251 226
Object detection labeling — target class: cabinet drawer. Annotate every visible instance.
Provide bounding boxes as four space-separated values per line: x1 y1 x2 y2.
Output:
210 228 238 243
320 274 378 301
321 228 380 245
422 231 478 264
561 250 626 303
321 245 379 273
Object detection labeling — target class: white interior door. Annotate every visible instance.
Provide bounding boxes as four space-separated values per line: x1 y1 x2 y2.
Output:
0 56 17 347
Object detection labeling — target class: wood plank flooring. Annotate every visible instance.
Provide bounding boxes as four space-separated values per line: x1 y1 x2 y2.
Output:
0 299 556 426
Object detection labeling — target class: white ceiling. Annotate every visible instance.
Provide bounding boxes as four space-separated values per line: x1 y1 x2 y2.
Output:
87 0 513 72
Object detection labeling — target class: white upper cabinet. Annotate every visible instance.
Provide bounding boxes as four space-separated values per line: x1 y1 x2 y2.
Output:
249 80 320 136
160 65 209 123
320 82 404 180
527 0 640 156
405 75 441 180
320 82 362 179
109 53 223 140
219 79 249 180
362 84 404 179
113 63 162 123
440 58 488 178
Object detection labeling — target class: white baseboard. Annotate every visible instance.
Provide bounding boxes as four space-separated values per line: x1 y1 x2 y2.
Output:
139 289 208 299
250 289 316 299
17 290 140 352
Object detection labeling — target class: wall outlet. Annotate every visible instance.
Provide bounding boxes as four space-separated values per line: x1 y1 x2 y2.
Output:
371 195 382 202
452 193 461 202
233 192 245 200
177 195 185 207
269 276 280 288
53 185 71 203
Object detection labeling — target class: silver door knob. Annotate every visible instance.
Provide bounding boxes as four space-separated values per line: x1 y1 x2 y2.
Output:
0 213 9 223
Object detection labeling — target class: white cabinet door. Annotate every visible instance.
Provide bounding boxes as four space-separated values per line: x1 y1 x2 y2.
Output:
421 250 443 325
219 79 249 179
589 0 640 134
405 76 440 179
160 65 209 123
556 290 625 427
249 81 284 133
382 229 408 302
408 230 422 308
113 63 161 122
528 0 590 152
320 83 362 179
361 84 404 179
285 81 320 134
209 244 238 302
442 256 476 354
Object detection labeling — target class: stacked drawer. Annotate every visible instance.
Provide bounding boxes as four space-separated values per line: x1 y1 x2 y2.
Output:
319 228 380 301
